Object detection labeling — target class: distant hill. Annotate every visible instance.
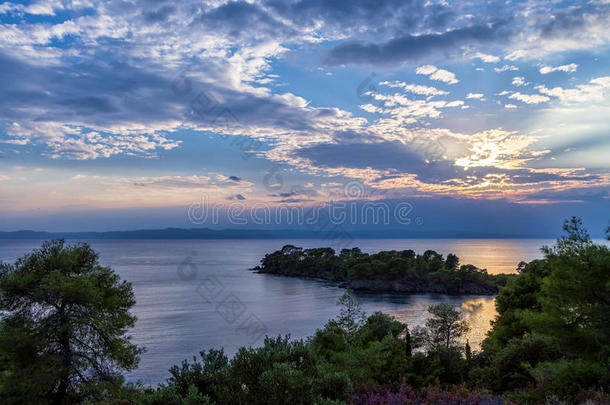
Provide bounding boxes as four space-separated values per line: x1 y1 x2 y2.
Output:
0 227 520 240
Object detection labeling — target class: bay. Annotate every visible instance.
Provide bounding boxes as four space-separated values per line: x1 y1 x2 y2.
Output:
0 238 555 385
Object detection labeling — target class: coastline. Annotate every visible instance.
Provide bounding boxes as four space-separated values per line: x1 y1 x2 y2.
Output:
252 267 500 295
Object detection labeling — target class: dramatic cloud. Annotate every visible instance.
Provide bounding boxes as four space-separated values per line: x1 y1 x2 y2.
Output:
0 0 609 217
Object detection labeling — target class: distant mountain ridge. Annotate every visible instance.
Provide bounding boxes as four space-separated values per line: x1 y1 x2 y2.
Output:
0 227 531 239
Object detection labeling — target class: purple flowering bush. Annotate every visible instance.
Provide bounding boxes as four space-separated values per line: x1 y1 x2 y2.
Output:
353 381 514 405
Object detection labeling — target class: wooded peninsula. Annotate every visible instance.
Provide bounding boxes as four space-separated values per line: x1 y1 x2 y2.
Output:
254 245 513 295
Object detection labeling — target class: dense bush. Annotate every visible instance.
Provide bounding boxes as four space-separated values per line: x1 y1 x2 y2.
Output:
142 336 351 405
472 217 610 402
352 381 514 405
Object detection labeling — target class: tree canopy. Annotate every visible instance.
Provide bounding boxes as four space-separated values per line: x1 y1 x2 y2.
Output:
256 245 510 294
0 239 142 404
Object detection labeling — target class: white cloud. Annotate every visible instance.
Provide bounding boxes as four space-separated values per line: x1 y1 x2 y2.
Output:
430 69 459 85
3 122 181 160
535 76 610 104
446 100 464 107
494 65 519 72
416 65 459 84
379 81 449 96
415 65 438 75
508 92 550 104
364 92 465 120
466 93 484 99
0 1 63 16
504 104 518 109
472 52 500 63
539 63 579 74
504 50 528 61
512 76 529 87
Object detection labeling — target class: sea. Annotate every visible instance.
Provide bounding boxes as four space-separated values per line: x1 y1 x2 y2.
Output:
0 238 562 385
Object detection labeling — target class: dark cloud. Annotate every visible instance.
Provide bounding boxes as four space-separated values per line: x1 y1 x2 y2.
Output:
142 5 176 23
270 186 319 199
228 176 242 181
325 21 509 66
193 2 291 40
266 0 425 34
0 50 345 147
537 3 609 38
296 140 460 182
62 96 119 115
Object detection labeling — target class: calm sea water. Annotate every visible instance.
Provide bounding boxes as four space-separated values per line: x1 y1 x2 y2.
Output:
0 238 556 385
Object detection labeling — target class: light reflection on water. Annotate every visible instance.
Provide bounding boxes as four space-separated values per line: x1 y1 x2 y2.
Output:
0 238 556 385
351 291 496 349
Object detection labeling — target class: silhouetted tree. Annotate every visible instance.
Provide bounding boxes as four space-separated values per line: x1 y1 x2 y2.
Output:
425 304 470 351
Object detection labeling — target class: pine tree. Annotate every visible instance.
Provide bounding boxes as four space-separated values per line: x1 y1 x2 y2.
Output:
0 240 142 404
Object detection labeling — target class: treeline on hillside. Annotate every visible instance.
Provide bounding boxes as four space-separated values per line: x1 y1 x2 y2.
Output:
1 217 609 404
255 246 512 295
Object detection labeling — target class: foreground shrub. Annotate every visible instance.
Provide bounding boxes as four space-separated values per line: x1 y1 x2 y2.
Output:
353 381 514 405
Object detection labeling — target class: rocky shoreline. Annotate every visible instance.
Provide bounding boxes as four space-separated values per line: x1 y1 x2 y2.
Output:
252 267 499 295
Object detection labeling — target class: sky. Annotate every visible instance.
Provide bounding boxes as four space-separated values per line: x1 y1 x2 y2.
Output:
0 0 609 235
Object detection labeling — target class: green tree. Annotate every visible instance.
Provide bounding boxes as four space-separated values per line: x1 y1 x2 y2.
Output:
336 289 365 375
477 218 610 399
356 311 404 345
445 254 459 271
543 215 592 255
0 240 142 404
405 328 412 358
525 217 610 370
424 304 470 351
464 341 472 363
